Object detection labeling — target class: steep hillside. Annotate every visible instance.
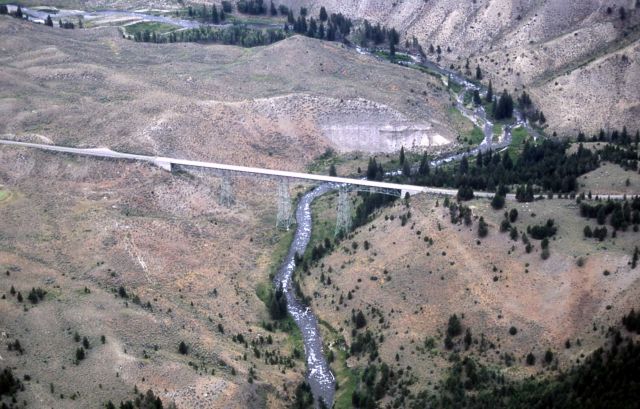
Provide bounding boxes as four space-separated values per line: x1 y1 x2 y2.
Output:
0 17 455 162
282 0 640 135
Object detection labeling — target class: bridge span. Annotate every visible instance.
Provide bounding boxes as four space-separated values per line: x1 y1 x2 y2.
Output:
0 139 479 198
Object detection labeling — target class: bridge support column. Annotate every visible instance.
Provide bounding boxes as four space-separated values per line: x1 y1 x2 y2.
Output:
335 187 352 237
276 179 292 230
218 175 235 208
153 159 172 172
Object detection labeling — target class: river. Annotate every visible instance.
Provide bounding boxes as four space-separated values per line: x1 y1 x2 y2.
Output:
6 8 527 406
273 183 337 407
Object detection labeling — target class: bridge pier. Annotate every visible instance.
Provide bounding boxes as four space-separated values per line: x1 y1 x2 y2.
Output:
218 175 235 208
276 179 292 230
335 187 352 237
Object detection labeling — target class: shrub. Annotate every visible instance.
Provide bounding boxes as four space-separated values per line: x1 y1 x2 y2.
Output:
178 341 189 355
541 248 550 260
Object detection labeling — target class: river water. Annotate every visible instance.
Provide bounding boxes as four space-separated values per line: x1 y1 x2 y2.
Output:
273 183 337 407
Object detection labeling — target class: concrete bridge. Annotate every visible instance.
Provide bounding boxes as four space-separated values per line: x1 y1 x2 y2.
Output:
0 139 438 198
1 139 627 232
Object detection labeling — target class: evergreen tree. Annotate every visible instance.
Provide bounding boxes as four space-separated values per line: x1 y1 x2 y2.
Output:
486 80 493 102
478 217 488 237
76 347 86 361
447 314 462 337
399 146 405 165
473 89 482 105
418 152 430 176
45 15 53 27
211 6 219 24
270 1 277 16
475 65 482 80
355 310 367 329
319 6 328 22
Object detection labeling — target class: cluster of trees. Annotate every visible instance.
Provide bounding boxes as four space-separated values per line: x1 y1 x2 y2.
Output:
288 9 353 42
351 362 393 408
580 197 640 232
236 0 269 15
583 225 608 241
359 20 400 54
268 284 288 320
132 25 286 47
492 89 514 120
353 192 397 230
402 140 599 196
0 367 22 400
105 389 170 409
27 287 46 304
349 330 378 359
432 326 640 408
135 5 355 47
448 201 473 226
185 4 227 24
526 219 557 240
292 381 315 409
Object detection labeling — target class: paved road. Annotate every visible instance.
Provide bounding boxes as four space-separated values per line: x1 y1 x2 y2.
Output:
0 139 630 200
0 139 451 197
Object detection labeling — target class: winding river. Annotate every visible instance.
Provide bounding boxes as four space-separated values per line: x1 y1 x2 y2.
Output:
5 7 532 406
273 184 336 407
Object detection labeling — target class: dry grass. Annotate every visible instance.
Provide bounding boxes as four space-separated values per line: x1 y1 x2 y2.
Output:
0 16 455 161
0 148 312 408
300 193 640 401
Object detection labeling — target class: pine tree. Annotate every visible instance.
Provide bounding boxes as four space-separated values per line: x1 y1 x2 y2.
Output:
447 314 462 337
475 65 482 80
355 310 367 329
270 1 277 16
45 15 53 27
473 89 482 105
211 5 219 24
319 6 328 22
76 347 86 361
478 217 488 237
486 80 493 102
399 146 405 164
418 152 430 176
